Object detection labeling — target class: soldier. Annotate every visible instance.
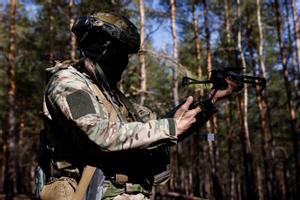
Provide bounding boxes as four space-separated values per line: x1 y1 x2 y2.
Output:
39 12 236 200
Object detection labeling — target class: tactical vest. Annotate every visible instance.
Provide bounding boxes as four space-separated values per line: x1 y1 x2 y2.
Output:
76 64 171 187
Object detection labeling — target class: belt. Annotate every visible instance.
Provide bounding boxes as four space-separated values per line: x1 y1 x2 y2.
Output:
51 168 81 182
104 174 151 196
108 173 129 185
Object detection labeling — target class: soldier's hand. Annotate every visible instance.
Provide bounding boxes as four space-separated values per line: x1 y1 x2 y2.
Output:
210 77 237 103
174 96 201 136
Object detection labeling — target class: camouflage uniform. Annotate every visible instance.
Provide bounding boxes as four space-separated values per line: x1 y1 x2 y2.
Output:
41 12 217 200
42 59 177 199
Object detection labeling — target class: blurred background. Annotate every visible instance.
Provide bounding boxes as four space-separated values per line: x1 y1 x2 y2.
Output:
0 0 299 199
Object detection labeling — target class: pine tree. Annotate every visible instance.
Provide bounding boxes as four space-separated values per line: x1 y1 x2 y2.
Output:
3 0 17 199
68 0 76 61
139 0 146 106
274 0 300 197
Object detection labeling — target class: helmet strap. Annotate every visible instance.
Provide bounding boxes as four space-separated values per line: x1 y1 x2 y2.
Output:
94 63 111 91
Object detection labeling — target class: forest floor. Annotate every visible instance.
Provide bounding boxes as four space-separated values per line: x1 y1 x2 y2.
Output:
0 194 33 200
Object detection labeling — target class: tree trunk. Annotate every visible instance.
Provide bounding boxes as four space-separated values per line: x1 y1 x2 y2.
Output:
223 1 236 199
236 0 256 199
249 40 268 200
169 0 179 106
256 0 266 77
256 166 263 200
68 0 76 61
225 101 236 200
224 0 231 48
139 0 146 106
3 0 17 199
236 167 242 200
283 160 291 200
191 2 202 196
286 0 300 100
274 0 300 197
290 0 300 73
203 0 211 76
192 1 203 96
48 0 54 65
169 0 179 192
255 0 276 199
16 99 25 193
0 5 5 194
203 1 222 199
236 95 256 200
236 0 249 152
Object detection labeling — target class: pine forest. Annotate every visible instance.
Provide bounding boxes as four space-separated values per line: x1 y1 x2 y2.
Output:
0 0 299 199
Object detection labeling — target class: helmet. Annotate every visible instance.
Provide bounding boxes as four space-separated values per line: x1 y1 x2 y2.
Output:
71 12 140 54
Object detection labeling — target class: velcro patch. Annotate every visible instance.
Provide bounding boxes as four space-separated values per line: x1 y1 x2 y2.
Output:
66 90 96 119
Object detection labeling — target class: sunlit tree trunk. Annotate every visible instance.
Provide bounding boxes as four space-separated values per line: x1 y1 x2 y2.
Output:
203 1 214 198
203 0 222 199
192 1 203 96
68 0 76 61
290 0 300 73
255 0 276 199
236 1 256 199
169 0 179 192
224 0 231 48
169 0 179 106
256 0 266 77
236 94 256 200
249 44 269 200
139 0 146 106
191 1 204 197
3 0 17 199
236 0 250 157
249 53 265 200
274 0 300 197
203 0 211 76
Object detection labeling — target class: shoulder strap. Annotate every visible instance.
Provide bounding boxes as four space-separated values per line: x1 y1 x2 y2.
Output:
114 89 144 122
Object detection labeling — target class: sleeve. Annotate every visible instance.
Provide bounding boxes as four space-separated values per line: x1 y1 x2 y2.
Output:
46 69 177 152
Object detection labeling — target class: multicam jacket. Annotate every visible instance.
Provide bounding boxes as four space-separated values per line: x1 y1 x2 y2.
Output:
41 59 217 199
42 59 177 172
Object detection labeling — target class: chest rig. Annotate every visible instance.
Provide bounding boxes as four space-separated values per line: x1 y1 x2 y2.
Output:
79 60 170 186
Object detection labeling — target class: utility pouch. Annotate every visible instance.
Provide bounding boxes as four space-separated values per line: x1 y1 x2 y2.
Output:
40 177 77 200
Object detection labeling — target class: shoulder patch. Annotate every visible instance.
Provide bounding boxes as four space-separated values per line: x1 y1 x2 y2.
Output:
66 90 96 119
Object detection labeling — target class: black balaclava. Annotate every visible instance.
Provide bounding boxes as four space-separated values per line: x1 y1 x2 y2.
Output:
80 30 129 88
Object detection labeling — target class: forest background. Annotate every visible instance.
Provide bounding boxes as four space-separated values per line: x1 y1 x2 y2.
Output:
0 0 299 199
